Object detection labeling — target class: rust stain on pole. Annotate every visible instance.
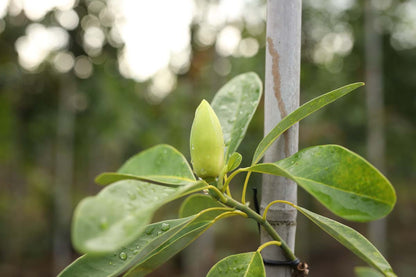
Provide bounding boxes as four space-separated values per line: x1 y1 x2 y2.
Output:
267 36 289 156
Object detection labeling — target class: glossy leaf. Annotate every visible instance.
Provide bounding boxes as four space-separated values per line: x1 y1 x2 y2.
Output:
207 251 265 277
355 267 385 277
296 206 396 277
226 152 242 172
96 144 195 186
247 145 396 221
61 208 230 277
179 194 225 218
123 209 233 276
252 82 364 164
72 180 207 254
60 218 190 277
211 72 262 160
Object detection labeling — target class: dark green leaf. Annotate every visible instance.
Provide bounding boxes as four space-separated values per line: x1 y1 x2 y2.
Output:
247 145 396 221
179 194 225 218
226 152 242 172
252 82 364 164
296 206 396 277
96 144 195 186
211 72 262 160
355 267 385 277
206 252 265 277
72 180 207 254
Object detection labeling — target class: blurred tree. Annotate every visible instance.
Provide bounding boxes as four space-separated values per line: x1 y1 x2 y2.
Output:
0 0 415 276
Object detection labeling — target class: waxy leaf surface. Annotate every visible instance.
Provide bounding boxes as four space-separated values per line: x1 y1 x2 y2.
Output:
355 267 385 277
62 209 230 277
296 206 396 277
252 82 364 164
211 72 262 160
248 145 396 221
123 208 232 276
96 144 195 186
226 152 243 173
72 180 206 254
207 251 265 277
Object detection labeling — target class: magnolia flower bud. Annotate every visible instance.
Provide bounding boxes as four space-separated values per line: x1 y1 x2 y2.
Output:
190 100 225 179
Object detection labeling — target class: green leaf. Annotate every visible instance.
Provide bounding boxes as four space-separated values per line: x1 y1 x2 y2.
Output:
206 252 265 277
295 206 396 277
71 180 207 254
211 72 262 161
60 218 190 277
123 208 233 277
226 152 242 173
96 144 195 186
179 194 225 218
355 267 385 277
252 82 364 164
247 145 396 221
61 208 231 277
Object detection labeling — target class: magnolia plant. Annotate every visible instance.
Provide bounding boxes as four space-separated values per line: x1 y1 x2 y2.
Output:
59 73 397 277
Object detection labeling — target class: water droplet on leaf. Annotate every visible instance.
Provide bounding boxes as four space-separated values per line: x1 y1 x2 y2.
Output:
161 223 170 231
119 252 127 260
145 226 155 235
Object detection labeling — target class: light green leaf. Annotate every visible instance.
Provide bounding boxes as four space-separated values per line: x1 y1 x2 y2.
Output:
72 180 207 254
247 145 396 221
96 144 195 186
206 251 265 277
355 267 385 277
179 194 225 218
295 206 396 277
252 82 364 164
226 152 243 173
61 208 231 277
211 72 262 160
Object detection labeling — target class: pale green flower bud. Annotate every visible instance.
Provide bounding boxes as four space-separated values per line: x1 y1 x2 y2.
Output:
190 100 225 179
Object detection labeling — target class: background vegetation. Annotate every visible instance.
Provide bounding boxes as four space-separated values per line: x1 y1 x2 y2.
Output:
0 0 414 276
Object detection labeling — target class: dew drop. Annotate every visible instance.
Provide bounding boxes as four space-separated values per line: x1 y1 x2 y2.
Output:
133 250 139 254
119 252 127 260
161 223 170 231
157 231 163 236
145 226 155 235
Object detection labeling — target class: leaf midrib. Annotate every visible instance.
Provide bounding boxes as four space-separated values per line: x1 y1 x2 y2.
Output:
295 176 393 207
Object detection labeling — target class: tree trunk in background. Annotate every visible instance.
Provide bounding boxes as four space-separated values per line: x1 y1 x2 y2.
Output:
365 1 386 254
53 75 76 274
261 1 301 276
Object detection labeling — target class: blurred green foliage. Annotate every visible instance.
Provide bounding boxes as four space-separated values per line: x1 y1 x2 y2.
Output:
0 0 415 276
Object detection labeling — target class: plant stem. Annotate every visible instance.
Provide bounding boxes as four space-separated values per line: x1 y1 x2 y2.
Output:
209 188 297 261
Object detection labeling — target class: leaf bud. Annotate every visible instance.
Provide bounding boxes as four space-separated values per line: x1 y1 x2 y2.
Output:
190 100 225 179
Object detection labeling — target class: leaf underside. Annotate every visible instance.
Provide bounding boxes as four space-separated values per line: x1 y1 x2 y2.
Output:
296 206 396 277
252 82 364 165
207 251 265 277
